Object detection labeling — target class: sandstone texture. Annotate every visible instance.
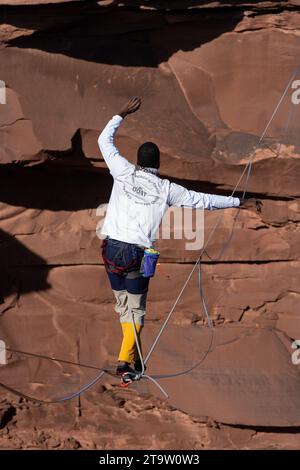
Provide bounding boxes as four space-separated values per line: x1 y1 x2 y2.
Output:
0 0 299 449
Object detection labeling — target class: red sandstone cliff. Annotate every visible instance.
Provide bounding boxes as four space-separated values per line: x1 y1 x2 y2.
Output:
0 0 299 449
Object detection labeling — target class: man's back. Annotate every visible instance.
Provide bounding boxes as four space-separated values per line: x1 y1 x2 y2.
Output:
98 114 240 248
102 163 171 247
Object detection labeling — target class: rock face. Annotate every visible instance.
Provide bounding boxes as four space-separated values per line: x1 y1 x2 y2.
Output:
0 0 300 450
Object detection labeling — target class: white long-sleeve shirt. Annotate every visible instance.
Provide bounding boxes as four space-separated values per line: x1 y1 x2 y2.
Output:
98 115 240 248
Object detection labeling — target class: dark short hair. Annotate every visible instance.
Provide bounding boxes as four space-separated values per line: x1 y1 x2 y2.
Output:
137 141 160 169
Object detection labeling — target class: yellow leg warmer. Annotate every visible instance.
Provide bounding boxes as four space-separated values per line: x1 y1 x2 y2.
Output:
118 322 143 363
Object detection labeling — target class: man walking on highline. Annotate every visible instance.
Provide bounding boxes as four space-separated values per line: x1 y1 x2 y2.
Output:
98 97 261 377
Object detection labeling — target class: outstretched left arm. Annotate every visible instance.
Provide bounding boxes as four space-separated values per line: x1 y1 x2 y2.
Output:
168 182 240 210
167 183 263 212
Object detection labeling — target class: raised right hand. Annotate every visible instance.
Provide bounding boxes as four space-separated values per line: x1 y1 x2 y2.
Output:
118 97 142 118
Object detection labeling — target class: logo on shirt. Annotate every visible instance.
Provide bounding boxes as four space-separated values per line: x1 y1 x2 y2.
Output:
123 173 161 206
132 186 147 197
